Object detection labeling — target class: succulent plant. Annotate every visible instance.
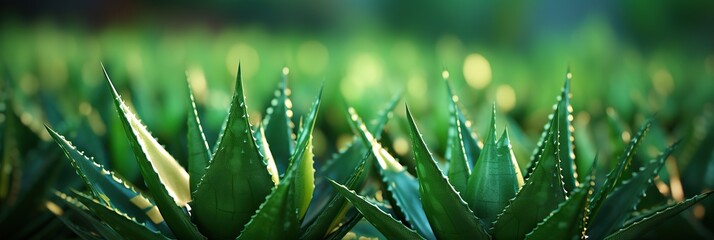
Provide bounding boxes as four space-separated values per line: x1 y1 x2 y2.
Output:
329 71 713 240
46 65 402 240
46 64 712 240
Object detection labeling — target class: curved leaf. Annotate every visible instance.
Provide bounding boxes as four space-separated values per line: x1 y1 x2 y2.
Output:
191 66 274 239
605 191 714 240
301 151 370 239
406 106 490 240
445 79 482 170
255 124 280 185
445 98 470 193
261 72 295 175
525 74 576 194
104 67 203 239
588 141 679 239
186 81 212 196
346 106 435 239
588 119 652 222
46 126 172 236
72 190 168 240
328 180 424 240
291 86 322 220
305 95 400 226
492 106 566 239
464 106 524 229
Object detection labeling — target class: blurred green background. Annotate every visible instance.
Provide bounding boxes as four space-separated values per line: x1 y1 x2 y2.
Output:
1 0 714 237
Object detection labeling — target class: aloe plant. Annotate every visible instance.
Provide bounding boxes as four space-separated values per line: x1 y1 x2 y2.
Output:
330 71 713 240
46 65 405 240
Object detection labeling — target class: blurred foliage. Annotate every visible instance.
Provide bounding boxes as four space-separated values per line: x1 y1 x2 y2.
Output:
0 1 713 236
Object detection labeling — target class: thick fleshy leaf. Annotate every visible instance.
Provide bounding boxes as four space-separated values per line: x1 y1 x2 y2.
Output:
191 66 274 239
588 141 679 239
301 151 370 239
104 68 203 239
54 191 123 240
328 180 424 240
291 86 322 220
588 120 652 221
406 106 491 240
261 72 295 175
605 191 714 240
525 74 576 194
71 190 168 240
525 177 594 240
46 126 172 236
186 82 212 196
464 106 524 229
236 170 300 240
238 88 321 239
325 214 365 240
346 106 435 239
445 99 470 193
492 106 567 239
445 79 482 170
255 124 280 185
305 95 399 226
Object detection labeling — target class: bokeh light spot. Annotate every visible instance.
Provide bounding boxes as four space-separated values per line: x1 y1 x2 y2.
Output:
463 53 492 89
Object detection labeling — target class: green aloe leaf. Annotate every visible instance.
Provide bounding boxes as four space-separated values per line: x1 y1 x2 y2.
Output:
525 74 576 194
255 124 280 185
325 213 364 240
445 98 470 194
588 120 652 222
236 169 300 240
238 88 321 239
492 106 567 239
346 106 435 239
328 180 424 240
464 105 524 229
525 177 594 240
104 67 203 239
191 66 274 239
71 190 168 240
291 86 322 220
605 191 714 240
301 151 370 239
54 191 123 240
406 106 490 240
306 94 400 225
186 81 212 196
45 126 172 236
445 79 482 170
262 72 295 175
588 141 680 239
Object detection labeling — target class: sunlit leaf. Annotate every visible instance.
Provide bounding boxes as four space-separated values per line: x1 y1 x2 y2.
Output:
104 66 203 239
346 106 435 239
71 190 168 240
445 98 470 193
46 126 172 236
